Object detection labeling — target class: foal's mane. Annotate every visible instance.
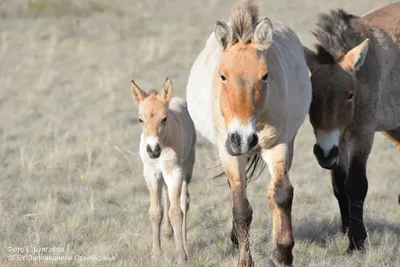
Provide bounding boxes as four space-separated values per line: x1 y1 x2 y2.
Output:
229 0 259 45
313 9 363 64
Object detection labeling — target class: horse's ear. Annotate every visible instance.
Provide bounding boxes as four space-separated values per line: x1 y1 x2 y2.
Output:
253 17 273 50
215 21 233 51
130 80 147 104
338 38 369 72
160 78 173 103
303 46 320 75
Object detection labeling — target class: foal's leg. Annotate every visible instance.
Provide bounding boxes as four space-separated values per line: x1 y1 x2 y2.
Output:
181 148 195 255
262 143 294 267
331 140 350 234
143 167 163 258
346 132 373 252
162 183 173 239
218 145 253 267
180 176 190 255
164 167 187 264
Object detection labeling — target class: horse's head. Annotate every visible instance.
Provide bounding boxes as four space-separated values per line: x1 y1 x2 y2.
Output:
304 39 369 169
130 78 172 159
215 18 272 156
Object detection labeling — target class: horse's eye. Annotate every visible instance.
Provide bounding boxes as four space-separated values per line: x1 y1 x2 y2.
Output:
220 74 227 82
161 117 167 124
347 93 354 102
261 73 268 82
138 118 143 124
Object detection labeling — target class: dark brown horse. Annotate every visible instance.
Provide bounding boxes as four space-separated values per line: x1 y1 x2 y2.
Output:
304 3 400 252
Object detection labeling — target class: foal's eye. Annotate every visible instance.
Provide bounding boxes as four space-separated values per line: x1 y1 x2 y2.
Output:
220 74 227 83
138 118 143 124
161 117 167 124
347 93 354 102
261 73 268 82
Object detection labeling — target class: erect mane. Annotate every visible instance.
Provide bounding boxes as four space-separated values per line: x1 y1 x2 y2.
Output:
312 9 362 64
228 0 259 44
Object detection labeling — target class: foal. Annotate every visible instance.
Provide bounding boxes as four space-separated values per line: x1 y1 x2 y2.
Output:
130 78 196 264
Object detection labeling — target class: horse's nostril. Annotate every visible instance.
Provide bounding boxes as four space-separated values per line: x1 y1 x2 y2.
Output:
313 144 323 158
229 132 241 147
248 133 258 148
146 145 152 153
155 144 161 152
330 146 339 159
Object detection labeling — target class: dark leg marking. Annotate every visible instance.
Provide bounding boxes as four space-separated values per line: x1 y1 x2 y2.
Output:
346 156 368 252
331 167 350 233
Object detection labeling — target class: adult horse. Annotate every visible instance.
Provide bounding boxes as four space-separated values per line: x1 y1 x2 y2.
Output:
186 0 311 266
304 3 400 253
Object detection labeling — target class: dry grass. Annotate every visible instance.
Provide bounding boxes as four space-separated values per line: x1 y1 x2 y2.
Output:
0 0 399 266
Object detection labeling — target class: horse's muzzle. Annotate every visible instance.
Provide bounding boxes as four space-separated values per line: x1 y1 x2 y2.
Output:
225 132 258 156
313 144 339 169
147 144 161 159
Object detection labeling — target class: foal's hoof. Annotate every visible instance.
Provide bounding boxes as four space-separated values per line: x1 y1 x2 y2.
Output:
263 259 276 267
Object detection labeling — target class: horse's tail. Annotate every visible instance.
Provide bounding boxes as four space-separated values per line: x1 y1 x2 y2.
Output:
211 153 266 185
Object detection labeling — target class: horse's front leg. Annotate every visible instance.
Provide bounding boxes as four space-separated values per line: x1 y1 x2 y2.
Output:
330 140 350 234
262 143 294 267
345 133 373 252
218 145 253 267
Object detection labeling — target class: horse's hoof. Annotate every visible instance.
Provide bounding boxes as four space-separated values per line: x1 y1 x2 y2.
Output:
346 242 366 254
263 259 276 267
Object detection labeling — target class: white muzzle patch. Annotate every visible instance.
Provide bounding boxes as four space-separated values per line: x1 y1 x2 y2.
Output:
146 136 160 150
315 129 341 157
228 118 257 151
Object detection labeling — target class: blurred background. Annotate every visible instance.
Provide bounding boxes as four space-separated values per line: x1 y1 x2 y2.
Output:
0 0 399 266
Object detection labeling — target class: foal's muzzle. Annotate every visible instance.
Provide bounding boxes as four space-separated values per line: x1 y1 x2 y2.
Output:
313 144 339 169
225 132 258 156
147 144 161 159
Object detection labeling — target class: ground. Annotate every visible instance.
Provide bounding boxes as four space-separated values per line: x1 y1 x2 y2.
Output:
0 0 399 266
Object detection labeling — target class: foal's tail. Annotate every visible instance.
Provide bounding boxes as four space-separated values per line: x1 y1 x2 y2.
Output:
211 154 266 185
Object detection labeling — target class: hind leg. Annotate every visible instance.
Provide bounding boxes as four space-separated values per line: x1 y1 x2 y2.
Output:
180 178 190 256
181 150 194 257
162 183 173 239
382 127 400 150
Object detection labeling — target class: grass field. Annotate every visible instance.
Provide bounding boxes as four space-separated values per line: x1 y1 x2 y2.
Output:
0 0 399 266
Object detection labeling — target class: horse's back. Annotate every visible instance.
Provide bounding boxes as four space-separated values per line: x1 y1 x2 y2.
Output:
186 32 221 145
170 97 196 157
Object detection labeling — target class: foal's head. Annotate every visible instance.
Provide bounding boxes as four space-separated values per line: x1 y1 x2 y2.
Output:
130 78 173 159
304 39 369 169
214 13 272 156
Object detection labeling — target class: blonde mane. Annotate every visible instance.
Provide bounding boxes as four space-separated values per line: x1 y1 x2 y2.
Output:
229 0 259 44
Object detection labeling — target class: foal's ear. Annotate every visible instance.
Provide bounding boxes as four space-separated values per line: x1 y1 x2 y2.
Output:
159 78 173 103
303 46 320 75
130 80 147 104
338 38 369 72
253 17 273 50
215 21 233 51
